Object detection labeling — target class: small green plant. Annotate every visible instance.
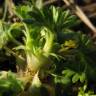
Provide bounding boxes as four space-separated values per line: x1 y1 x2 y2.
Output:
0 0 96 96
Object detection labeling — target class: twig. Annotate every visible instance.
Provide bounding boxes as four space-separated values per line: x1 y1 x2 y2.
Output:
7 0 15 17
88 12 96 18
3 46 25 61
43 0 57 6
81 3 96 12
63 0 96 37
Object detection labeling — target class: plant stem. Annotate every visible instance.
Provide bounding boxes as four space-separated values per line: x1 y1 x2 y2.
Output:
2 0 8 21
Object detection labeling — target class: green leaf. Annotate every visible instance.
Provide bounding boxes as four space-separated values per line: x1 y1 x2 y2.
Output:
35 0 43 9
62 69 75 77
54 75 71 85
61 77 71 84
0 21 9 48
72 73 80 83
52 6 59 23
80 73 86 83
0 71 24 94
16 5 32 18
